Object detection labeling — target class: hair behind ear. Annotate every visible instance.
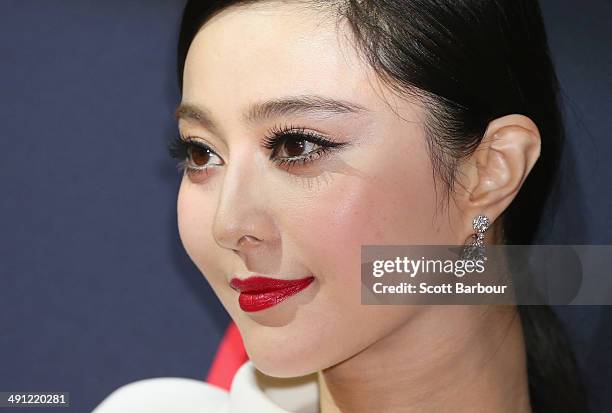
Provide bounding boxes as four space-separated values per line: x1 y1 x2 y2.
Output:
518 305 589 413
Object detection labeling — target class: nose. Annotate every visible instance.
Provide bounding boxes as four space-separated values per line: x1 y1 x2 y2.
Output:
211 155 277 257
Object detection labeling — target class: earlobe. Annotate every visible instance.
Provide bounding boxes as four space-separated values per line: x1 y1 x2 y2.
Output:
460 114 541 229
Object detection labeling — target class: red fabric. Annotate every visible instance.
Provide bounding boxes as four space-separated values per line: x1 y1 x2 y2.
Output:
205 321 249 390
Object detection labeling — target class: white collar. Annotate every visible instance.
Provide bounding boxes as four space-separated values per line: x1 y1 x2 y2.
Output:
229 361 320 413
92 361 319 413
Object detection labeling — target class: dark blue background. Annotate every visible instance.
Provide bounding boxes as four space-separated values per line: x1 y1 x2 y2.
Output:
0 1 610 412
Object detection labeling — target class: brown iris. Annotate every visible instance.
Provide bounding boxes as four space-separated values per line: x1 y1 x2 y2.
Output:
282 138 306 157
190 146 211 166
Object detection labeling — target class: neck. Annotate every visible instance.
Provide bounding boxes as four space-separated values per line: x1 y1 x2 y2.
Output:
318 305 530 413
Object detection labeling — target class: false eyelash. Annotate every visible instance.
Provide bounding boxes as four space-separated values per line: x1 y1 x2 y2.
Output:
262 123 347 170
167 135 216 174
167 125 347 175
262 123 344 152
167 135 189 161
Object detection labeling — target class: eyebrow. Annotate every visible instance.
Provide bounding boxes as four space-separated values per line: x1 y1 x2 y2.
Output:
175 95 369 133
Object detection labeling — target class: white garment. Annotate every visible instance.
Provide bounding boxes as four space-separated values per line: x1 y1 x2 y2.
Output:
92 361 320 413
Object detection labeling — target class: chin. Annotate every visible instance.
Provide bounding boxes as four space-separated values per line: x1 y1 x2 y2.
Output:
249 354 320 378
241 328 328 378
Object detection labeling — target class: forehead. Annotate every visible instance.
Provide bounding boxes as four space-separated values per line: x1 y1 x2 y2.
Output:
182 3 380 109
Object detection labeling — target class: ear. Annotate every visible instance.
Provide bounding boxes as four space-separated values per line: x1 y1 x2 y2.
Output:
456 114 541 242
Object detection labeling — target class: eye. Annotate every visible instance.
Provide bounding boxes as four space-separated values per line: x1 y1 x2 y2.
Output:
168 136 223 176
277 138 319 158
189 142 221 167
262 125 347 170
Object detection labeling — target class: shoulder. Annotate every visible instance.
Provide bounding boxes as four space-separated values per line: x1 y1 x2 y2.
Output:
92 377 229 413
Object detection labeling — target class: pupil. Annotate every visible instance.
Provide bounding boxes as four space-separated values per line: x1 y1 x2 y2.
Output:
285 139 305 157
191 147 211 166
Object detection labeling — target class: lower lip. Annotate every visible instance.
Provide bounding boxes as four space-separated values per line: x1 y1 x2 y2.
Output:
236 277 315 312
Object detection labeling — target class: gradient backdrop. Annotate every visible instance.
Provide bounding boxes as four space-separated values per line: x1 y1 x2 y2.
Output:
1 1 611 412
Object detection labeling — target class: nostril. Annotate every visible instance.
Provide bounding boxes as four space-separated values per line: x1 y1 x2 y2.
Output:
237 235 261 248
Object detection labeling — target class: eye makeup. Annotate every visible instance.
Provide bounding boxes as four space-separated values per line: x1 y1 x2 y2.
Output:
168 123 349 178
168 136 223 178
261 123 348 171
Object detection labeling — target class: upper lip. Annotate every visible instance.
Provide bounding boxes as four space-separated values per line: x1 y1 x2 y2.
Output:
230 275 314 293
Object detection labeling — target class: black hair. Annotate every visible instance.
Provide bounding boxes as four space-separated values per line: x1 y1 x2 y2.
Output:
176 1 588 411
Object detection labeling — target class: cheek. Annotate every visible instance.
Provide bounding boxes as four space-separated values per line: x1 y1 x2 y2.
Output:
297 151 442 280
269 146 447 370
176 179 220 274
294 170 438 322
177 180 202 260
177 179 241 313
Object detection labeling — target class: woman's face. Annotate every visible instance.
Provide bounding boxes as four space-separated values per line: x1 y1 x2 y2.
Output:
177 3 465 377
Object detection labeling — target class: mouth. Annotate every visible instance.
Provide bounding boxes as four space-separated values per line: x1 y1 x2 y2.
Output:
229 275 316 312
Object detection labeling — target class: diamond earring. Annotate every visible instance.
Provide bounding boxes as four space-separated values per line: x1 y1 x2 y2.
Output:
460 214 490 261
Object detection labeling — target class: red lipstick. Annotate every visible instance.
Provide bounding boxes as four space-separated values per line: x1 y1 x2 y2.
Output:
229 275 315 312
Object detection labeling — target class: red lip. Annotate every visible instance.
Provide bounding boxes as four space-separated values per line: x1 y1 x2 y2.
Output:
229 275 315 312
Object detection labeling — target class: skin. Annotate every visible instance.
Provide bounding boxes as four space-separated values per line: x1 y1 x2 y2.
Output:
176 3 541 412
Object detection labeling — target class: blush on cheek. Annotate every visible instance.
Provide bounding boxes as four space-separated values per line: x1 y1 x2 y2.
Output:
293 180 386 287
293 168 440 285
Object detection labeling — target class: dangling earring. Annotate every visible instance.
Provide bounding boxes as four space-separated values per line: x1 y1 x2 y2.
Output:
460 214 490 261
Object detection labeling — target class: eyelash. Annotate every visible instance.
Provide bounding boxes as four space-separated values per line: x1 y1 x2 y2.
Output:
167 136 217 178
167 124 346 176
262 124 346 169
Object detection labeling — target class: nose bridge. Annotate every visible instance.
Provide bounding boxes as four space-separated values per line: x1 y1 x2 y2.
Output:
212 151 272 250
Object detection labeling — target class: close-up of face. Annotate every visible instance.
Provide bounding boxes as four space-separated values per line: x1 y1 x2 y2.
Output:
5 1 612 412
176 2 478 378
